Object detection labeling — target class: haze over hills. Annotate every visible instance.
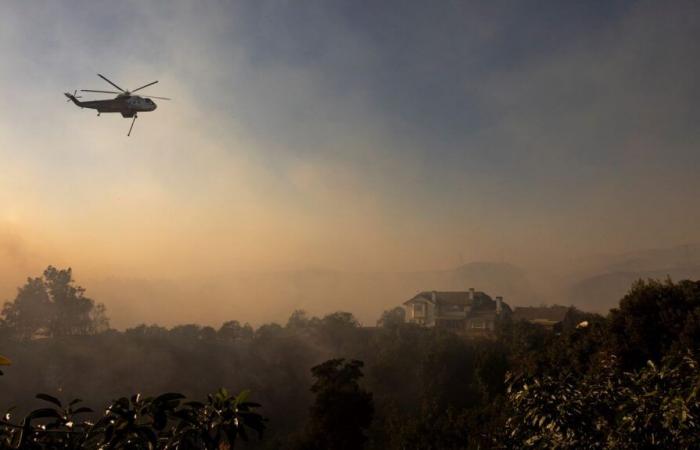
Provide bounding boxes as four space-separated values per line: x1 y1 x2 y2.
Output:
88 261 537 328
85 244 700 328
567 244 700 312
4 240 699 329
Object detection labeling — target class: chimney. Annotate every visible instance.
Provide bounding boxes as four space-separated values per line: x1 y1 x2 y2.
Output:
469 288 475 301
496 296 503 314
431 290 437 302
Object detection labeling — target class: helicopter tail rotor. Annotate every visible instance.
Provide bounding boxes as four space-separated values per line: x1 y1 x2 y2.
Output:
64 91 84 107
65 90 83 102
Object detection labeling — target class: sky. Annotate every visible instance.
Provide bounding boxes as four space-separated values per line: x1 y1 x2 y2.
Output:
1 1 699 325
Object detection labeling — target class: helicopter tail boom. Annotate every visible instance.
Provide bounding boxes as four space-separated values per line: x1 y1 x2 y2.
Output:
64 92 84 107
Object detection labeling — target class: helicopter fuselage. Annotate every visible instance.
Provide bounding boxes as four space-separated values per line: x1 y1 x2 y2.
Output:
66 93 156 117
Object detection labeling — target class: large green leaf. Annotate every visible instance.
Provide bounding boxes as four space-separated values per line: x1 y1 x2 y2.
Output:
36 393 62 408
26 408 62 421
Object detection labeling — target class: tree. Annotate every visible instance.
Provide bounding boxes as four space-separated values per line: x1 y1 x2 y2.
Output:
315 312 360 352
1 276 52 340
608 279 700 369
376 307 405 328
420 334 482 411
295 359 374 450
1 266 109 340
218 320 254 341
286 310 313 330
319 311 359 329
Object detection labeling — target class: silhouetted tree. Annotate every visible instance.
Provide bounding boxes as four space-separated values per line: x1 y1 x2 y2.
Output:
608 279 700 369
376 307 405 328
218 320 254 341
1 276 52 340
1 266 108 340
314 312 360 353
286 310 314 330
295 359 374 450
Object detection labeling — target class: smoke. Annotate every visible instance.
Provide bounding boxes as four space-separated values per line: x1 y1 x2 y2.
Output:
0 1 699 325
0 225 43 300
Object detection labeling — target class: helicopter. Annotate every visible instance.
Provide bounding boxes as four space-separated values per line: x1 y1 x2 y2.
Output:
64 73 171 136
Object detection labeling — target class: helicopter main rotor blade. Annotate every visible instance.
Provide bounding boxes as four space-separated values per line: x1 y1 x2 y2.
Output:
81 89 121 94
131 80 158 93
97 74 125 92
141 94 172 100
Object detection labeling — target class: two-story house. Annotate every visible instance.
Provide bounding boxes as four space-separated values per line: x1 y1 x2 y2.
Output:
403 288 509 332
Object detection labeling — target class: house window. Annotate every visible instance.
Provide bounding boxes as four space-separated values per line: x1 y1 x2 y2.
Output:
413 303 425 317
470 320 485 329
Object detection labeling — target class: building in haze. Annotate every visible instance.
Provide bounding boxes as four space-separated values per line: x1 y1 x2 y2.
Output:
403 288 510 333
510 305 571 329
510 305 600 333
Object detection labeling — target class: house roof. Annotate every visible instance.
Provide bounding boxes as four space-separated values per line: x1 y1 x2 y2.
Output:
511 305 570 322
404 290 494 307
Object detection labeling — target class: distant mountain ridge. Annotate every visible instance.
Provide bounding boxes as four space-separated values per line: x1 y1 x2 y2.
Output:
567 244 700 312
85 244 700 327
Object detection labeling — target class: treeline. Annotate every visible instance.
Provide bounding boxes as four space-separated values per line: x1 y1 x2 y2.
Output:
1 267 700 448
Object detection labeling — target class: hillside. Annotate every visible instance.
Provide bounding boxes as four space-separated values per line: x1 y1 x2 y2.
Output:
568 244 700 312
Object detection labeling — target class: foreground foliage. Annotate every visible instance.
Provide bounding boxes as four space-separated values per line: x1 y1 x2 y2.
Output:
503 279 700 449
505 352 700 448
0 356 9 376
0 389 264 449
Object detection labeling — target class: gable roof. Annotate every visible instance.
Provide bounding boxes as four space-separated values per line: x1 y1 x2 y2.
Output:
404 290 492 307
